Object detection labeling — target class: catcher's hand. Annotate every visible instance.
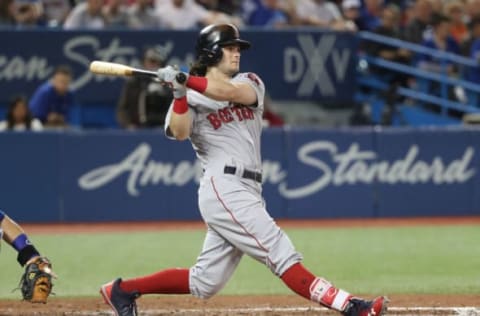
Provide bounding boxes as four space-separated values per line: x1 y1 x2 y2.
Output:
19 256 55 303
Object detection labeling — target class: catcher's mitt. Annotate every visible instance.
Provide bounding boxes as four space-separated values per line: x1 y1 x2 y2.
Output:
19 256 54 303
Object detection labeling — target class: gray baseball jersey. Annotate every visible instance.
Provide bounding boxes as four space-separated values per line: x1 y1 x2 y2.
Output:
165 72 302 299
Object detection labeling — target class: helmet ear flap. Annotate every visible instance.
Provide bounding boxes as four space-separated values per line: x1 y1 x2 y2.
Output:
201 44 223 65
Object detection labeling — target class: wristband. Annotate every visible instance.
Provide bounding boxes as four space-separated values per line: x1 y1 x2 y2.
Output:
186 76 207 93
173 96 188 114
17 245 40 266
12 233 30 251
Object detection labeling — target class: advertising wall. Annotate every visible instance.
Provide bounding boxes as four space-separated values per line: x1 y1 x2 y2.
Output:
0 30 357 106
0 127 478 222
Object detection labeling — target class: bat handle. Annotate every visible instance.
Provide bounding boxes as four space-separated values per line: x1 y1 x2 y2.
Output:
176 72 187 84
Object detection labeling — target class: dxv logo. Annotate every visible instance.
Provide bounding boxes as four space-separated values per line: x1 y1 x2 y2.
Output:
283 34 351 97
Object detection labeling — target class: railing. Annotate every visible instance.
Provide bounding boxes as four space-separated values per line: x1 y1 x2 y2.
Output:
356 31 480 124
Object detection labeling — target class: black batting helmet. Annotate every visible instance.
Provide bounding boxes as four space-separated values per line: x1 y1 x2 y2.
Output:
195 24 251 66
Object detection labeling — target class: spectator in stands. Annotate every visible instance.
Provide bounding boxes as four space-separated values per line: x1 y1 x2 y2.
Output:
63 0 106 29
117 48 173 128
0 96 43 131
466 0 480 24
241 0 259 22
41 0 72 27
462 16 480 56
155 0 242 30
196 0 242 16
463 0 480 53
243 0 297 26
103 0 129 28
416 13 463 103
362 4 411 110
341 0 362 30
429 0 444 16
13 0 44 27
365 5 411 72
400 0 415 26
358 0 383 31
385 0 407 10
294 0 355 30
29 65 75 128
445 0 468 45
403 0 432 44
282 0 302 23
0 0 17 27
127 0 162 29
247 0 289 28
417 13 460 73
466 18 480 83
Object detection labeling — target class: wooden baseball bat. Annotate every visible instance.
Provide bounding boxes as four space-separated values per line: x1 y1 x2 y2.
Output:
89 61 187 83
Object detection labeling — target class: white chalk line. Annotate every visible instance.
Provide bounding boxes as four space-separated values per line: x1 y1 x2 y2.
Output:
55 306 480 316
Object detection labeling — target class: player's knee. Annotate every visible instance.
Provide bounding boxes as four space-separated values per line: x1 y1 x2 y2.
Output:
190 280 223 299
191 275 224 299
189 267 225 299
196 286 220 299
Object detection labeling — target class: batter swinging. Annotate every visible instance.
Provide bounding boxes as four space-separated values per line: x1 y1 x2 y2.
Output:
100 24 389 316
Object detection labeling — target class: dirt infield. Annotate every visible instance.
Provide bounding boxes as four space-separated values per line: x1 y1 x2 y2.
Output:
0 294 479 315
3 217 479 315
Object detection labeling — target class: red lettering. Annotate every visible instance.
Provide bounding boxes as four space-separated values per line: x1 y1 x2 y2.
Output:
248 108 254 119
209 106 254 130
241 107 254 120
230 106 243 121
207 113 222 129
218 108 234 123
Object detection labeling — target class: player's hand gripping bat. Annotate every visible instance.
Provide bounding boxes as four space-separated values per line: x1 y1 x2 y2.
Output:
89 61 187 83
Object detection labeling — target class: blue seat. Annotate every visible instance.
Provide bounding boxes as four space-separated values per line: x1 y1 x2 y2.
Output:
399 105 460 126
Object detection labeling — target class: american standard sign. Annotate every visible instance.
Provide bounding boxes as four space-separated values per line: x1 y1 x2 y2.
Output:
78 141 476 199
1 128 477 221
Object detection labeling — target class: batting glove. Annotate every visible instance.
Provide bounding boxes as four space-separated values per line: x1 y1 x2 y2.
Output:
157 66 187 99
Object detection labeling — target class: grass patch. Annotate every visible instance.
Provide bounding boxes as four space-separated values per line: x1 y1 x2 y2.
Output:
0 225 478 298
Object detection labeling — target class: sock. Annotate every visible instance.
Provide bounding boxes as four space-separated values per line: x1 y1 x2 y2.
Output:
281 263 352 312
119 268 190 295
281 262 316 299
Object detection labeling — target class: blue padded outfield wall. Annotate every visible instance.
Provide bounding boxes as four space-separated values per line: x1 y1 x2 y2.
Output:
0 29 357 106
0 127 478 222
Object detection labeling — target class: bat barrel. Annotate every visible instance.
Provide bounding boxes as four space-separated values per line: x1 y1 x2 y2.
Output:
89 61 133 76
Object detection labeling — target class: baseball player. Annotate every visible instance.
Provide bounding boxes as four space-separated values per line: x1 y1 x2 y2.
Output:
0 209 54 303
100 24 389 316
